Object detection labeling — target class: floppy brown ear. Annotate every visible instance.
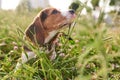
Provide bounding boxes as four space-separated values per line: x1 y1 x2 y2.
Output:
41 11 47 22
25 12 47 45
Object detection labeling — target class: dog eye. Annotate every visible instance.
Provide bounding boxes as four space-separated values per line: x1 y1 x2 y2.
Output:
52 10 58 14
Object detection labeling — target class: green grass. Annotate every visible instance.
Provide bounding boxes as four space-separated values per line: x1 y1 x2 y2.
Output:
0 9 120 80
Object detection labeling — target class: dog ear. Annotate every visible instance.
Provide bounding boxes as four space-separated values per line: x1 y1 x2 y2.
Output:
25 12 47 45
41 11 47 22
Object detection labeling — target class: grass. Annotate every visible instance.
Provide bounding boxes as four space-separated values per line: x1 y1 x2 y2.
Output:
0 8 120 80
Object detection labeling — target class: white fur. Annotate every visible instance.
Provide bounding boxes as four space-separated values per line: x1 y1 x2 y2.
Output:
21 51 36 63
16 51 36 69
61 11 72 21
45 30 58 43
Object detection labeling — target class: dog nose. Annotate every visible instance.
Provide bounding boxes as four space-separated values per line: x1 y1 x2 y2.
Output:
69 10 75 14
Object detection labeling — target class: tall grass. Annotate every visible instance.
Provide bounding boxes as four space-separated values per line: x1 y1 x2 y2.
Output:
0 2 120 80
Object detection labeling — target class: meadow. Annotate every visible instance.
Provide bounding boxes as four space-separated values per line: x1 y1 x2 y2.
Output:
0 7 120 80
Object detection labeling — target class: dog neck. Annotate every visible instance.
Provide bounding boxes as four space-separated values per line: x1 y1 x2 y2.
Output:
44 30 58 44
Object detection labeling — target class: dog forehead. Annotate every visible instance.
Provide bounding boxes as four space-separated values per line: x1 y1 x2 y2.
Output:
42 8 58 14
40 8 64 23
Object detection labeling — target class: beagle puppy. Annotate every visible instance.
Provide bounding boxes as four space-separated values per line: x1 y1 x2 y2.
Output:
16 7 76 69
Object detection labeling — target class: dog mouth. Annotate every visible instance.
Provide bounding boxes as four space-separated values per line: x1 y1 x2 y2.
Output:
59 14 76 29
59 22 72 28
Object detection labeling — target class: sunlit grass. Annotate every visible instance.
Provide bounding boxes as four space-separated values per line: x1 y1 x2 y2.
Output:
0 5 120 80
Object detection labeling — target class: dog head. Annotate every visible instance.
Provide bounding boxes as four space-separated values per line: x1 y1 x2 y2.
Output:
40 8 75 31
25 7 76 45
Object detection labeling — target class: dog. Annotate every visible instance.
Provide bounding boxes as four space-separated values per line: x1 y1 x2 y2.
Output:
16 7 76 69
